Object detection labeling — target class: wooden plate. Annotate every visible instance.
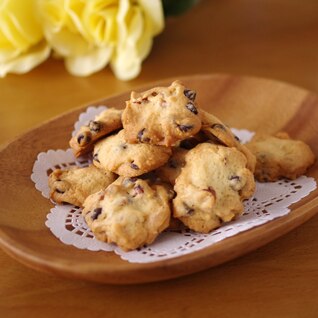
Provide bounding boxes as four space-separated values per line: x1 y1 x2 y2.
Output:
0 74 318 285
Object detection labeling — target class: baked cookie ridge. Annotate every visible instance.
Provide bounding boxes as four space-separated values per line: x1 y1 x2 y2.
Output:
122 81 202 146
82 177 172 251
246 132 315 182
173 143 255 233
70 108 123 157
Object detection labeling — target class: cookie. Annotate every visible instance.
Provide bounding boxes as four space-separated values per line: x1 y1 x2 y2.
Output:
122 81 202 146
156 147 188 185
93 130 172 177
200 109 256 172
173 143 255 233
156 132 212 185
48 165 117 206
246 132 316 182
69 108 123 157
82 177 172 251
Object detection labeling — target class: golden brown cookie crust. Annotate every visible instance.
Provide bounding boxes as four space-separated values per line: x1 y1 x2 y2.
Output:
122 81 202 146
93 130 172 177
48 165 117 206
69 108 123 157
173 143 255 233
246 132 316 182
200 109 256 172
82 177 171 251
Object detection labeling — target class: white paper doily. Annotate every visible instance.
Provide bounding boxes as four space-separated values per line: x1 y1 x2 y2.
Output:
31 106 317 263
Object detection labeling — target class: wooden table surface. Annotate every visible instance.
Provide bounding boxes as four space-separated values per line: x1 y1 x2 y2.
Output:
1 0 318 317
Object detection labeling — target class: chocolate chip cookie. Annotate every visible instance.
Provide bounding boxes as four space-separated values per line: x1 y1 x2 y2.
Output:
82 177 172 251
48 165 117 206
200 109 256 172
69 108 123 157
122 81 202 146
246 132 315 182
156 133 210 185
93 130 172 177
173 143 255 233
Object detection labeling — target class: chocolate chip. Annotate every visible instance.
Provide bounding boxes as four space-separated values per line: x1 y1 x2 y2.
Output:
177 124 193 132
137 128 150 143
134 96 151 104
55 189 65 194
137 128 144 141
77 134 91 145
130 162 139 170
184 89 196 101
183 202 194 215
151 92 158 97
229 175 240 181
168 158 178 169
185 102 198 114
211 123 226 131
91 207 102 220
180 137 200 149
93 153 100 163
77 134 85 144
123 177 138 187
88 120 102 132
84 137 92 144
120 143 128 150
234 135 240 142
134 185 144 195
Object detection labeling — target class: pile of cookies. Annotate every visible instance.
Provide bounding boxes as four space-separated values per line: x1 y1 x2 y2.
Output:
48 81 315 251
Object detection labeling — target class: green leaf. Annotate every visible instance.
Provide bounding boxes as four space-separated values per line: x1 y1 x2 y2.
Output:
162 0 200 17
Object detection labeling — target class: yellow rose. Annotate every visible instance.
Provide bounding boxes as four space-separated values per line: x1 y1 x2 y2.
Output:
38 0 164 79
0 0 50 77
37 0 115 76
111 0 164 80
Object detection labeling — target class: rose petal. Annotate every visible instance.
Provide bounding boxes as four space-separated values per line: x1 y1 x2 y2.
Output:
44 26 91 57
137 0 164 36
65 45 112 76
83 0 118 45
0 40 50 77
126 6 143 43
1 0 43 45
136 18 152 61
38 0 66 32
0 14 30 49
64 0 86 36
111 44 141 81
